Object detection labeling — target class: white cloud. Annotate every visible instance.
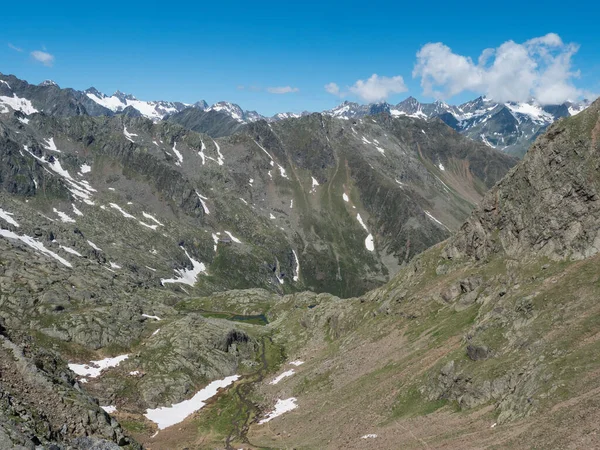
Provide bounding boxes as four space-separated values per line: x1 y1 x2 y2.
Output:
8 43 23 52
325 82 342 96
348 74 407 102
266 86 299 94
31 50 55 67
413 33 583 104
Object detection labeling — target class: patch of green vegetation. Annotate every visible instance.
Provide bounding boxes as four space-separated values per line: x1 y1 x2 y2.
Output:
197 311 269 326
293 370 333 396
262 335 286 372
404 304 478 344
30 330 95 361
120 419 149 434
194 387 249 440
391 386 450 418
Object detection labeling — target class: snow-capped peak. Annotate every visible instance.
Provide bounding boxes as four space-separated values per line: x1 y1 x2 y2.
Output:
39 80 59 88
207 102 245 122
505 101 554 125
85 88 189 122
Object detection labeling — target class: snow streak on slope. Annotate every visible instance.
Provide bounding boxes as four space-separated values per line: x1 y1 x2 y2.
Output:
160 246 206 287
0 229 72 267
356 214 375 252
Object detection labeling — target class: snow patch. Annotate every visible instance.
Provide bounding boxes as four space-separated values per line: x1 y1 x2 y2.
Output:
160 246 206 287
123 127 137 142
292 249 300 282
198 140 206 165
101 406 117 414
195 191 210 215
172 142 183 165
289 360 304 366
342 193 349 202
259 398 298 424
144 375 239 430
43 138 60 152
0 94 38 115
212 139 224 165
72 204 84 217
269 370 295 385
60 245 83 257
87 240 102 251
53 208 76 223
310 177 319 193
68 354 129 378
142 314 161 321
224 231 241 243
109 203 136 219
424 210 449 231
22 146 96 204
356 214 375 252
142 212 164 226
361 434 378 439
139 221 159 230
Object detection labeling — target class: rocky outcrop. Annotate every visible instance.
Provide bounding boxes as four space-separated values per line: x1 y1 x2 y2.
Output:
0 331 139 448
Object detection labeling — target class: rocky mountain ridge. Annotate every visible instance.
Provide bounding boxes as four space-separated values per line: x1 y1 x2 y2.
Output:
325 96 591 157
2 72 591 156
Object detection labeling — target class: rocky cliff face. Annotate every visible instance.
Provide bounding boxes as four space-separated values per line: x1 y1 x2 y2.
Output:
444 98 600 262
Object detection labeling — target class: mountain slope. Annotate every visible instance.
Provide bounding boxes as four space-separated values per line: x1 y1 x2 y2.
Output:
0 108 515 299
166 106 246 137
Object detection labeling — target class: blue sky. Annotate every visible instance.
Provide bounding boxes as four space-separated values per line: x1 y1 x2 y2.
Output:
1 0 598 115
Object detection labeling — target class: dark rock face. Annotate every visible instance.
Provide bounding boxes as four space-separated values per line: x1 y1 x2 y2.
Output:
0 74 113 117
167 108 244 137
466 344 490 361
444 98 600 262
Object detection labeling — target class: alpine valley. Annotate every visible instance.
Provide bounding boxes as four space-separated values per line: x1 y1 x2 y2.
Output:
0 71 599 449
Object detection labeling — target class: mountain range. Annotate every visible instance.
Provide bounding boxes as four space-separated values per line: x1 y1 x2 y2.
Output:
1 72 590 157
